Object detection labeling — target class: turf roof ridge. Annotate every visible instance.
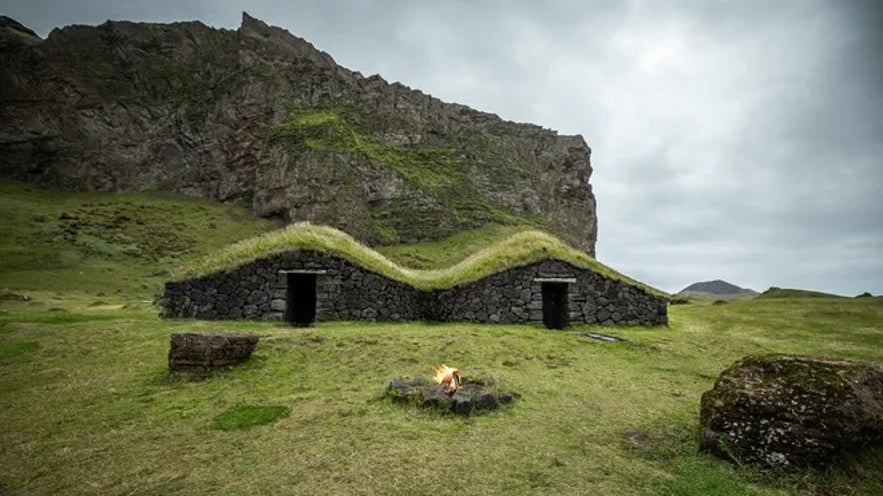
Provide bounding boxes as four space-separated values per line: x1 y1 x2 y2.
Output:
170 222 668 297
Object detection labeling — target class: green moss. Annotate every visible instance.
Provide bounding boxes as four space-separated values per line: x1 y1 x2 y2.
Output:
271 108 464 192
270 107 540 241
212 404 290 431
376 224 536 270
172 222 667 296
367 207 403 246
0 341 39 359
9 28 41 45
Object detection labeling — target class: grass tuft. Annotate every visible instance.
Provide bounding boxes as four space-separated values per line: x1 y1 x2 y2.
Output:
212 405 290 431
0 341 39 359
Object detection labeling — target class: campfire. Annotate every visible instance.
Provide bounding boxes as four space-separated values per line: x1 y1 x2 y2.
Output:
434 363 462 395
387 363 517 415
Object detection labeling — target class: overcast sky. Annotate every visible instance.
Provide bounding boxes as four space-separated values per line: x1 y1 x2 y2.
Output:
3 0 882 295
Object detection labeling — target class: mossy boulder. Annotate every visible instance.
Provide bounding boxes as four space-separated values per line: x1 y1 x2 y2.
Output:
700 354 883 467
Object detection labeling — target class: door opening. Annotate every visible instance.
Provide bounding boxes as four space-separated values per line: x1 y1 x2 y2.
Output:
541 282 569 330
286 273 317 326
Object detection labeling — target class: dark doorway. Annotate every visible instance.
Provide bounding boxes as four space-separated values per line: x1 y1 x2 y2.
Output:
542 282 569 329
286 273 317 326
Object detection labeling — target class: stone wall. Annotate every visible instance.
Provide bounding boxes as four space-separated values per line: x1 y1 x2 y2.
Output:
160 251 668 326
427 260 667 326
160 250 422 322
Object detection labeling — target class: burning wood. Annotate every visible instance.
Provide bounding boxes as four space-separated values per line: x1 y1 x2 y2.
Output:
434 363 462 395
388 368 517 415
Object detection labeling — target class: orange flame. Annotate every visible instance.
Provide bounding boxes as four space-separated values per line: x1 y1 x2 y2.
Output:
434 363 462 395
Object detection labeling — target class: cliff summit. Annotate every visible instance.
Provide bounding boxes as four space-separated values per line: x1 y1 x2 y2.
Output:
0 13 597 253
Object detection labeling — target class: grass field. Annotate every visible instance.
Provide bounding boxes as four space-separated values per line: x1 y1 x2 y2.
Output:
1 182 881 495
1 296 881 495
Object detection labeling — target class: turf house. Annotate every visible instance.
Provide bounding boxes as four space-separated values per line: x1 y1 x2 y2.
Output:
160 224 668 328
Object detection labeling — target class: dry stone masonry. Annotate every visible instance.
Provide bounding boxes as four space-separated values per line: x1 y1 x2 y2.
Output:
160 250 667 327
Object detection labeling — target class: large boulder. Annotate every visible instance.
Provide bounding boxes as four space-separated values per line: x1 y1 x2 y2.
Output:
700 354 883 467
168 333 259 370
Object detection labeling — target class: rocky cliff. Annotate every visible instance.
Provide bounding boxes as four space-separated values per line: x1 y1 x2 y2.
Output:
0 13 597 253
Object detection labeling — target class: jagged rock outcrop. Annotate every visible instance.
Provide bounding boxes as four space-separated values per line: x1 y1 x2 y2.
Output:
0 13 597 253
700 354 883 467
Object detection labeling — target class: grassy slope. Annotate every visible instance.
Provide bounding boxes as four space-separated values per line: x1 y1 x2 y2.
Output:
173 222 666 296
2 181 882 495
0 179 275 298
375 224 536 270
758 287 845 299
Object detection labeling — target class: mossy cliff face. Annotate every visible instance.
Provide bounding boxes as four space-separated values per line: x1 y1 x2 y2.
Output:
0 14 597 253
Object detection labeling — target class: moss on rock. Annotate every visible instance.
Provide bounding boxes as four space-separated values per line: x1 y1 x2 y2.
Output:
700 354 883 467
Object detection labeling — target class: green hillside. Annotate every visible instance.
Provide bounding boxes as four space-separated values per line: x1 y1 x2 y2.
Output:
0 179 276 296
758 287 845 299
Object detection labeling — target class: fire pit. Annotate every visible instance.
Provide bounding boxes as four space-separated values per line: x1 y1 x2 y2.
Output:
387 364 517 415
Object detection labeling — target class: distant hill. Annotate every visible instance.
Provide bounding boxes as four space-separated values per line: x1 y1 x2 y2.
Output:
676 280 759 301
757 287 844 299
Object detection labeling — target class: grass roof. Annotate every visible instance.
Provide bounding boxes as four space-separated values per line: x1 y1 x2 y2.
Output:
171 223 667 296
